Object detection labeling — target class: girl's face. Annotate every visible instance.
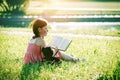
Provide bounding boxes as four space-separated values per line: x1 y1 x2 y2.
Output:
38 26 48 38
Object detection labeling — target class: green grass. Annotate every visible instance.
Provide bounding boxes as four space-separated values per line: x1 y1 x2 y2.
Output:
0 28 120 80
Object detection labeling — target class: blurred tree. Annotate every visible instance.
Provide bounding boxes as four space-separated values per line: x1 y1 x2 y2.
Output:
0 0 29 14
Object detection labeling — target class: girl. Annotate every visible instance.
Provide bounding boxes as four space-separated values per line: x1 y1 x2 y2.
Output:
24 18 79 64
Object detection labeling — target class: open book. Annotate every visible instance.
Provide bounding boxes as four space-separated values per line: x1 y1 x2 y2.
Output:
49 36 72 51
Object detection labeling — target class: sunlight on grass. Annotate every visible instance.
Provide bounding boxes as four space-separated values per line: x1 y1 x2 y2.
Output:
0 28 120 80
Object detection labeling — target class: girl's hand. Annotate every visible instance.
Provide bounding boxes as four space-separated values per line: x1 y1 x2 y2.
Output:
51 46 59 54
54 47 59 53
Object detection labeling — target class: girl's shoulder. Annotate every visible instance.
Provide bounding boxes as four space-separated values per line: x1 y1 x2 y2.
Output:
29 37 45 46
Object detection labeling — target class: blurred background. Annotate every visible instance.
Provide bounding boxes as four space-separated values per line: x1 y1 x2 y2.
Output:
0 1 120 80
0 0 120 30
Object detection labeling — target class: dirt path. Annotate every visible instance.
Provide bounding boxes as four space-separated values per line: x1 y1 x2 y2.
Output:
1 30 120 40
50 33 120 40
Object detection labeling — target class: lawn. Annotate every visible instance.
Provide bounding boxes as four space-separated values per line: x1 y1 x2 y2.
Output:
0 28 120 80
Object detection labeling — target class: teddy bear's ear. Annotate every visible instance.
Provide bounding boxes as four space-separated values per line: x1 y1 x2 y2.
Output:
48 47 51 50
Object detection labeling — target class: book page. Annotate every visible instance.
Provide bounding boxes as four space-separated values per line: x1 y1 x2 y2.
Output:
49 36 62 48
49 36 72 51
58 38 72 51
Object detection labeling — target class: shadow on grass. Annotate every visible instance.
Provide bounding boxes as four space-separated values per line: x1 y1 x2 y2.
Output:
19 62 61 80
19 63 42 80
97 61 120 80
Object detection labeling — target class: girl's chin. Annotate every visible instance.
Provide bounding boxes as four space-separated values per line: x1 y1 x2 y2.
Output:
44 34 47 36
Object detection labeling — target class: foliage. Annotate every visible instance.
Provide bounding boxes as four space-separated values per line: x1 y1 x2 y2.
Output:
0 0 29 14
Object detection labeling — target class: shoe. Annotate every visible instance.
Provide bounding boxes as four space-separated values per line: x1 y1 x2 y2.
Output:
80 57 86 62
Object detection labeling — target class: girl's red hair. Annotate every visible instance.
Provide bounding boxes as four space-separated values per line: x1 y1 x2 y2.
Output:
32 18 48 39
